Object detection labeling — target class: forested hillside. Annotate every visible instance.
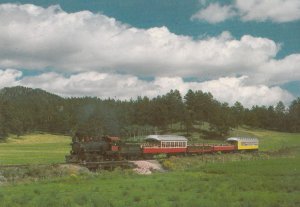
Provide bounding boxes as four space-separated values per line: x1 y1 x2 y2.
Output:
0 86 299 140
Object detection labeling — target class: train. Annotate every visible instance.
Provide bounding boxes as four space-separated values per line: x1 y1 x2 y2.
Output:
65 133 259 163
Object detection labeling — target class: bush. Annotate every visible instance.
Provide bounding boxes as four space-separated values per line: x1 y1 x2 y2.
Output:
161 159 175 170
0 164 91 183
0 172 7 184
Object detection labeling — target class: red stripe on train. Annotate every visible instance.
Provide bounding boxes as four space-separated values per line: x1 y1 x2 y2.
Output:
143 147 186 154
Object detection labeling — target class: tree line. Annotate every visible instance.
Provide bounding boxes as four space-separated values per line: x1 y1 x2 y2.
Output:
0 86 299 140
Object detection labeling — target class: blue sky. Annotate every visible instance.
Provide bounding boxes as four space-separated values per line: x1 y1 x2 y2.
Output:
0 0 299 106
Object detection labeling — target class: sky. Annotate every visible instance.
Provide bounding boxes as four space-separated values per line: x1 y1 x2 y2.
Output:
0 0 299 107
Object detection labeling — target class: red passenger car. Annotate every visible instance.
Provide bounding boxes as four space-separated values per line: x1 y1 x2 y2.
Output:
142 135 187 155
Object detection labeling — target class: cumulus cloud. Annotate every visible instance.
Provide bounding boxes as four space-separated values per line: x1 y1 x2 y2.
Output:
192 0 300 23
0 69 294 107
193 76 294 107
0 3 299 86
255 54 300 85
0 69 22 88
191 3 237 24
236 0 300 22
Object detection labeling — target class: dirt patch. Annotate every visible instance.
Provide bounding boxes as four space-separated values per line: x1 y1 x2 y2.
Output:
131 160 165 175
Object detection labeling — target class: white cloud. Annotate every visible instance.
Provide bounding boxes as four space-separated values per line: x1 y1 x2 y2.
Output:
191 3 237 23
0 69 22 88
0 3 299 86
192 0 300 23
19 71 159 100
193 76 294 107
255 54 300 85
0 69 294 107
236 0 300 22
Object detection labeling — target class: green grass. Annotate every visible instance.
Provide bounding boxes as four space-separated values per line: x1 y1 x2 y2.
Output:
0 134 71 165
0 156 299 207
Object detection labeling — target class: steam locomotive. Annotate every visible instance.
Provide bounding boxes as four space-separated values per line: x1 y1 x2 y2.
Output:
66 133 259 163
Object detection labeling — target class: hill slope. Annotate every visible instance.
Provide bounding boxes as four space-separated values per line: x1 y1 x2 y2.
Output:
0 86 62 101
0 134 71 165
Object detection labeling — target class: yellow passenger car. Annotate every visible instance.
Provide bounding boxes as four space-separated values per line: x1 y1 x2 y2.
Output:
226 137 259 151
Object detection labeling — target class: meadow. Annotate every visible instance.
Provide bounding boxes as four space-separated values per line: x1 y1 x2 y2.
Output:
0 134 71 165
0 129 299 206
0 155 299 207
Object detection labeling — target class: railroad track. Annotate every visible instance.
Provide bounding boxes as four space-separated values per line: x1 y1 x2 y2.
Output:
0 150 271 170
0 161 136 170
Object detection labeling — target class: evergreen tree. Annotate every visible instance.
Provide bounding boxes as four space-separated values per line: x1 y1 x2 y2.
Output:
288 98 300 132
0 86 299 139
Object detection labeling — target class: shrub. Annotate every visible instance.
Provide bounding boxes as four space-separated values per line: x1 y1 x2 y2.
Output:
0 172 7 184
161 159 175 170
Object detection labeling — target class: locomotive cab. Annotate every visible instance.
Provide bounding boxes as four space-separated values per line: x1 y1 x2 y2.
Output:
102 136 121 152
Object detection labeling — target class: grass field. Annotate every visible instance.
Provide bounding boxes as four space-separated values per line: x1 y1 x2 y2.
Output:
0 134 71 165
0 156 299 207
0 129 299 206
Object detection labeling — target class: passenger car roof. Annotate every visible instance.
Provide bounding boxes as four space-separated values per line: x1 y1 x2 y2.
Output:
145 135 187 142
226 137 258 142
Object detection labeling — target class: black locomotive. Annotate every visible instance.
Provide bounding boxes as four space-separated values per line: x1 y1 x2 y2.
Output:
65 133 141 163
